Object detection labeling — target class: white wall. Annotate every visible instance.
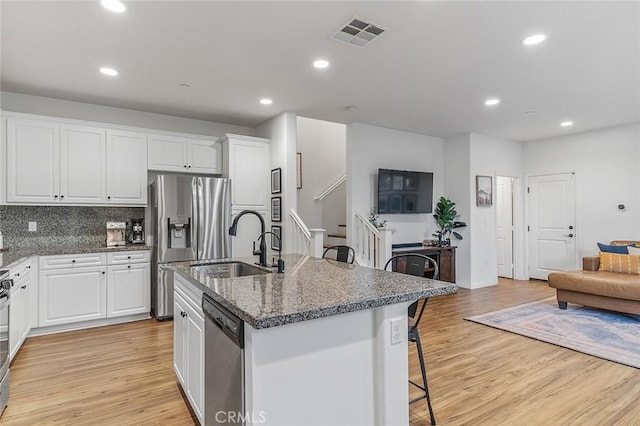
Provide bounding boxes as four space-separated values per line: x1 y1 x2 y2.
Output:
469 133 525 286
443 134 472 287
347 123 444 247
524 122 640 258
256 112 298 254
0 91 256 137
296 117 346 232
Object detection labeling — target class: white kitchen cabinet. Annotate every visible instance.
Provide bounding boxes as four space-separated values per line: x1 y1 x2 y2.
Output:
106 129 148 205
174 275 205 424
39 265 107 327
6 117 60 203
8 258 32 361
222 134 270 211
148 134 221 174
107 262 150 317
60 124 106 203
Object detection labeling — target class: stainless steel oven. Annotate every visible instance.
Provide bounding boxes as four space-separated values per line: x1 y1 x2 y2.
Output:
0 269 12 418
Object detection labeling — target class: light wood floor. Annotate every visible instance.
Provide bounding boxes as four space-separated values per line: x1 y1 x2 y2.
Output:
2 279 639 425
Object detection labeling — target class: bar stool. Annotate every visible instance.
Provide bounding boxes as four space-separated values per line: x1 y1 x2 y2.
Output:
322 245 356 264
384 253 439 425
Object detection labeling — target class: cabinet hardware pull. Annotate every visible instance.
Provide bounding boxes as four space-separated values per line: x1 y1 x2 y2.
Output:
54 195 58 199
60 195 64 199
107 196 111 200
188 165 191 168
184 165 187 168
72 260 76 263
102 271 106 275
128 256 131 259
15 273 20 277
128 265 131 269
21 285 26 290
181 311 187 317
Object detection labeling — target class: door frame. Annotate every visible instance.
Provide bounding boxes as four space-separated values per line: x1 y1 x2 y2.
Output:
525 172 578 280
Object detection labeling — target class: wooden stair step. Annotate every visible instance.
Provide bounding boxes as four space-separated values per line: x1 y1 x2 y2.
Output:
327 233 346 239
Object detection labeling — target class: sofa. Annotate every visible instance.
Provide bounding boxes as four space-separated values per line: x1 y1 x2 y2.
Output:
547 240 640 315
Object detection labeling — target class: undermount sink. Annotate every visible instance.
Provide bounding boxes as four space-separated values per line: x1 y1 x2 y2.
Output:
191 261 271 279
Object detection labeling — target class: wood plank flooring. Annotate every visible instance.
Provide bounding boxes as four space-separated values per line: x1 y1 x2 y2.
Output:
2 279 639 425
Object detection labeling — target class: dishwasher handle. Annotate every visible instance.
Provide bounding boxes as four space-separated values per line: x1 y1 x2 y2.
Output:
203 294 244 349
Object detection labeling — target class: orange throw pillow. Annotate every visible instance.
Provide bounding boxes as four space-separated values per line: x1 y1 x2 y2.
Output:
598 252 640 275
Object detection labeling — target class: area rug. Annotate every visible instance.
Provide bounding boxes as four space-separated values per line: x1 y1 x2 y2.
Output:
465 297 640 368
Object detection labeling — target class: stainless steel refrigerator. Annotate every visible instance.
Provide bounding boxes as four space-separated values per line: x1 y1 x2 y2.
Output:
149 175 231 320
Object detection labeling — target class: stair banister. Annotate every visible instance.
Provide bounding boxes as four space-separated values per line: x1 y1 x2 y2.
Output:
289 209 325 257
314 174 347 201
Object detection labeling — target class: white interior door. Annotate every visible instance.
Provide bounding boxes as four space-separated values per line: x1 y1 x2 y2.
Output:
496 176 514 279
528 173 577 279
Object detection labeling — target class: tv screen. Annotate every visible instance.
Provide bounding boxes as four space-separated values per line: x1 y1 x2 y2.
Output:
377 168 433 214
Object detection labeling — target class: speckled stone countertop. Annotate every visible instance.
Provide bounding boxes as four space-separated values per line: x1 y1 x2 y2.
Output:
0 244 151 268
172 255 458 330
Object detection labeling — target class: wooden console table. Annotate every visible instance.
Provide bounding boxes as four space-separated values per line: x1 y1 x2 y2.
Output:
391 245 457 283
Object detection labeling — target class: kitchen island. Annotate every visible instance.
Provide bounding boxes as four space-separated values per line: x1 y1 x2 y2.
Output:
172 255 457 426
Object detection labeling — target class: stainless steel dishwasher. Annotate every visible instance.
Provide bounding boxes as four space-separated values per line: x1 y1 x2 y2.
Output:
202 294 245 425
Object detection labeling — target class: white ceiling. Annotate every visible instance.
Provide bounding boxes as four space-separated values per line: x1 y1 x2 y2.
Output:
1 1 639 142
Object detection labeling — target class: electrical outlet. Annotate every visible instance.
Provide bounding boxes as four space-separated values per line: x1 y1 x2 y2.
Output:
28 222 37 232
390 318 403 345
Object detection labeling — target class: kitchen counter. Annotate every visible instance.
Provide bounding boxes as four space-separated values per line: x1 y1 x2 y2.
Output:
0 244 151 268
172 254 458 329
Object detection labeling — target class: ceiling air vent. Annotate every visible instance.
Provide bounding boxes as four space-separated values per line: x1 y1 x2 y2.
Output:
331 16 387 48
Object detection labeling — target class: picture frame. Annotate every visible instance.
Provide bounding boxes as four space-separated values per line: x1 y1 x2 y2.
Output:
476 175 493 206
271 168 282 194
271 197 282 222
296 152 302 189
271 226 282 251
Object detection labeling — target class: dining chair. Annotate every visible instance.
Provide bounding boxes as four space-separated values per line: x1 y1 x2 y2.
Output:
322 245 356 264
384 253 439 425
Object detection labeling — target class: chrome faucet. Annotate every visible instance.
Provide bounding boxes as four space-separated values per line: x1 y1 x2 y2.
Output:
229 210 267 267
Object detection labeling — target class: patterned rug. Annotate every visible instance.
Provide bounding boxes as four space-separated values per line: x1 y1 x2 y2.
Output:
465 297 640 368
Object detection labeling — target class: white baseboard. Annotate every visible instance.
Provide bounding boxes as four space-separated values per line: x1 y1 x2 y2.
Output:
28 313 151 337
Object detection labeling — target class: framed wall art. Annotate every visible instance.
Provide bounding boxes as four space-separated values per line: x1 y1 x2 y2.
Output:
476 175 493 206
271 197 282 222
271 226 282 251
271 168 282 194
296 152 302 189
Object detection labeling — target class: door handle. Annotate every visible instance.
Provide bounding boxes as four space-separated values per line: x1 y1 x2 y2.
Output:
563 234 574 238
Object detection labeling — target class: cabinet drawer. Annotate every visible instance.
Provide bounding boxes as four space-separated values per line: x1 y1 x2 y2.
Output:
9 258 31 279
107 251 150 265
40 253 106 270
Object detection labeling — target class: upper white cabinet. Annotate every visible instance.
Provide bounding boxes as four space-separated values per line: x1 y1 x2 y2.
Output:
60 124 106 203
148 134 221 174
222 134 270 211
6 117 60 203
5 116 147 206
106 130 147 205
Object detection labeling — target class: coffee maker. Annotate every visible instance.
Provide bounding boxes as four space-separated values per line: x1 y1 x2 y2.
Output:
130 218 145 245
106 222 127 247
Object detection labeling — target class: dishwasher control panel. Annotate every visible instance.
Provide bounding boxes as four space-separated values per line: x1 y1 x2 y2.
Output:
202 294 244 348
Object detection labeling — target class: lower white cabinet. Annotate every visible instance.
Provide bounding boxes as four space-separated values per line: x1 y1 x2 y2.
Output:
174 276 205 425
38 251 150 328
39 265 107 327
9 258 33 361
107 263 150 317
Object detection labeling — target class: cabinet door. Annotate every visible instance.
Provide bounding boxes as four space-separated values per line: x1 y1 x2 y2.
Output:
173 291 188 386
39 266 107 327
148 134 188 172
187 139 221 174
60 124 106 204
228 139 269 210
7 118 60 203
185 303 205 424
107 263 150 317
107 130 148 205
9 284 24 361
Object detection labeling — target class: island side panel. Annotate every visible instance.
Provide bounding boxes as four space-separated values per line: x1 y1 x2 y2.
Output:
244 303 410 426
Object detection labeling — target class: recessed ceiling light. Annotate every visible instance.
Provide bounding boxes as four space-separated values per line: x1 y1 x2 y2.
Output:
560 121 574 127
484 98 500 106
522 34 547 46
259 98 273 105
313 59 330 69
99 67 119 76
100 0 126 13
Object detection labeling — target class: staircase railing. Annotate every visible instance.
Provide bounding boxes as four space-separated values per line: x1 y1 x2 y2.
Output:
289 209 325 257
314 174 346 201
353 211 393 269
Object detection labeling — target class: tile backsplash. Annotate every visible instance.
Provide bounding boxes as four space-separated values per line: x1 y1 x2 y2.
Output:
0 205 144 250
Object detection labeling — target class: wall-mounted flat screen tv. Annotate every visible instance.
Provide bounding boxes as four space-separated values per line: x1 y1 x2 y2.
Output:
377 168 433 214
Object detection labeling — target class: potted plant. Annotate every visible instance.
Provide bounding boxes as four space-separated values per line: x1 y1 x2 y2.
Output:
432 196 467 246
369 209 387 229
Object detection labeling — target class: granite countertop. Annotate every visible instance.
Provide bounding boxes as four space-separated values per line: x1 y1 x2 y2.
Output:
0 244 151 268
172 255 458 330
